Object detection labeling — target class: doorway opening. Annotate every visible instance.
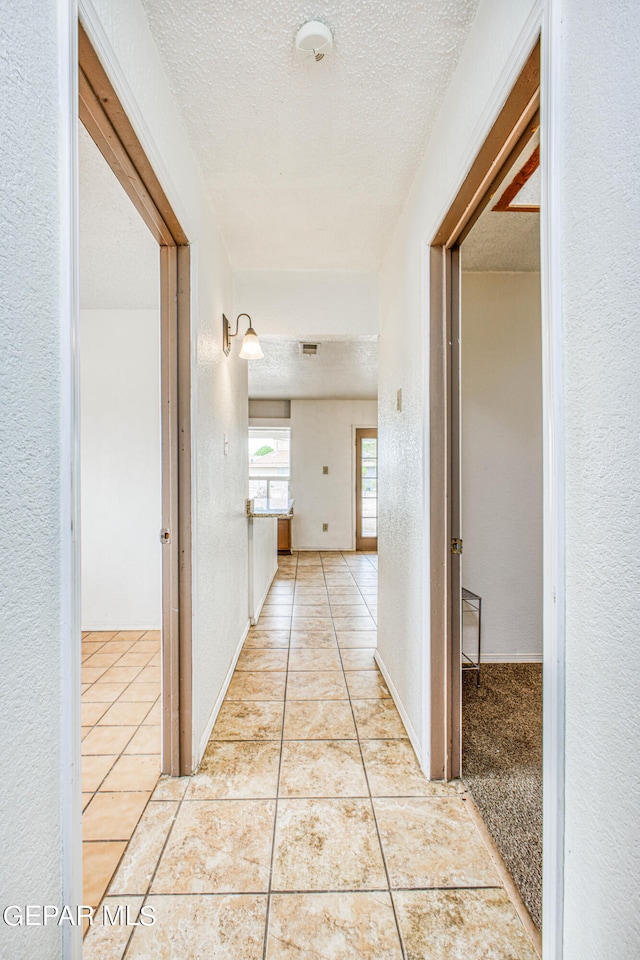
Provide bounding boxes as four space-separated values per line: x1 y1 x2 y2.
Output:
458 126 543 928
428 36 543 950
79 120 163 915
78 21 193 917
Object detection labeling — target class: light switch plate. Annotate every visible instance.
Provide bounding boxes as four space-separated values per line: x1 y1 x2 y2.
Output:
323 465 329 474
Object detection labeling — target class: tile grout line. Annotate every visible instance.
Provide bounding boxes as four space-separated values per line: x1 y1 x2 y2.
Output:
83 708 156 794
80 630 162 955
261 549 297 960
341 553 521 955
321 552 408 960
82 699 159 808
341 552 408 959
112 575 291 958
81 633 158 712
93 558 376 955
115 624 202 957
88 563 531 957
341 551 456 959
118 786 187 960
86 802 162 933
82 628 157 676
85 883 508 900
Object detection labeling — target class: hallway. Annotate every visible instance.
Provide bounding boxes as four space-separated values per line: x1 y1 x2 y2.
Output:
84 552 537 959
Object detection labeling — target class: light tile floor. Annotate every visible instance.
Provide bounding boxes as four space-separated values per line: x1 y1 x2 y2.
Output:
81 630 161 913
84 552 538 959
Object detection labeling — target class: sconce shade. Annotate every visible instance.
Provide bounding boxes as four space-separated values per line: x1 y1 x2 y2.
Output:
239 326 264 360
223 313 264 359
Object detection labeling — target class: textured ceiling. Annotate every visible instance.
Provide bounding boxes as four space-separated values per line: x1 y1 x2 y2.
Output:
140 0 480 269
463 134 541 272
79 123 159 310
248 336 378 399
462 212 540 271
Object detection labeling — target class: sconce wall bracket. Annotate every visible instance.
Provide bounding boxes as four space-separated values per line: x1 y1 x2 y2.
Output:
222 313 237 356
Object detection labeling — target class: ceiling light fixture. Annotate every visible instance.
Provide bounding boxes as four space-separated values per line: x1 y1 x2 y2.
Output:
295 20 333 64
222 313 264 360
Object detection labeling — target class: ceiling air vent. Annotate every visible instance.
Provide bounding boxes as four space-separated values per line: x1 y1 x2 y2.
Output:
299 342 319 356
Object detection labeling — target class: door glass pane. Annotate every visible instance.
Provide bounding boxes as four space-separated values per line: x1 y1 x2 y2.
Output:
358 432 378 545
362 439 377 459
362 517 377 538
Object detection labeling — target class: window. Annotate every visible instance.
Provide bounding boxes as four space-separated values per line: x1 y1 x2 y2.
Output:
248 427 291 508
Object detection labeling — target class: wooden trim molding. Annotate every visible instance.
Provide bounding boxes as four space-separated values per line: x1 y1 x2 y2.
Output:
493 143 540 212
429 37 540 781
457 108 540 245
78 23 188 246
160 246 181 776
177 245 193 775
429 245 462 781
433 38 540 248
428 245 448 780
448 246 462 779
78 68 176 246
79 22 193 776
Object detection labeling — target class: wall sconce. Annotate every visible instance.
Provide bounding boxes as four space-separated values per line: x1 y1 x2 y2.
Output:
222 313 264 360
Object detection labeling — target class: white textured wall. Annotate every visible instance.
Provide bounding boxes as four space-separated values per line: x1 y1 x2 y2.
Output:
556 0 640 954
80 310 162 630
290 400 378 551
235 270 379 337
378 0 542 761
461 273 542 661
0 1 79 957
81 0 249 769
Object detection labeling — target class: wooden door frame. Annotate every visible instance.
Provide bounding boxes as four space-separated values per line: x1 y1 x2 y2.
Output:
428 38 540 782
355 427 378 551
79 24 192 776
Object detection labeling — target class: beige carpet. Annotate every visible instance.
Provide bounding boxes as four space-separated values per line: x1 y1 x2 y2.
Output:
462 662 542 929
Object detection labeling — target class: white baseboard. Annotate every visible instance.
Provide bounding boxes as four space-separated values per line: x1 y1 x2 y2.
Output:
374 650 422 760
82 623 161 632
195 620 250 768
472 653 543 663
251 564 278 626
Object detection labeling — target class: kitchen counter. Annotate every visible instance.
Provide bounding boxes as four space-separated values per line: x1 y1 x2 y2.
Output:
246 498 294 518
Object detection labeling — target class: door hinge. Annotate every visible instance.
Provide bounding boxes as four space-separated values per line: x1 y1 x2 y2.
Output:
160 529 171 544
451 538 463 555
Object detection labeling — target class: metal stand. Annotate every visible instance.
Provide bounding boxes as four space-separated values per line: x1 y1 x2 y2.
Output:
462 587 482 686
